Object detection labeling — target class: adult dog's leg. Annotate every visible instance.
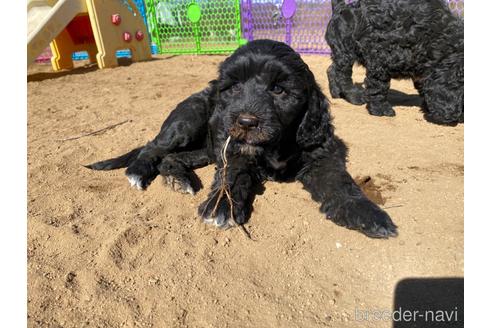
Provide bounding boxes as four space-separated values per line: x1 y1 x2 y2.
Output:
198 156 259 228
297 138 397 238
158 148 212 195
364 67 395 117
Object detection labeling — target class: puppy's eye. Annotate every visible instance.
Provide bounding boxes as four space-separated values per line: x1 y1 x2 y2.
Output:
231 83 242 92
271 85 285 95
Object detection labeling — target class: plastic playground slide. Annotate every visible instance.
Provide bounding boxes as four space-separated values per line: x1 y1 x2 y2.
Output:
27 0 87 65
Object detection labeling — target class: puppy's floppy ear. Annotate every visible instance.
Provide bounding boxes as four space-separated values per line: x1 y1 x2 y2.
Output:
296 87 333 149
207 79 219 98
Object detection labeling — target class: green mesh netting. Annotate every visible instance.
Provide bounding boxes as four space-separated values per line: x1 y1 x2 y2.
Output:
145 0 245 54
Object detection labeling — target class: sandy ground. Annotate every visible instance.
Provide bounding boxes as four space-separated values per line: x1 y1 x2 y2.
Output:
27 55 463 328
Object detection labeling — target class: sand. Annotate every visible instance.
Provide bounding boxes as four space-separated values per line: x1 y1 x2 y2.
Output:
27 55 463 328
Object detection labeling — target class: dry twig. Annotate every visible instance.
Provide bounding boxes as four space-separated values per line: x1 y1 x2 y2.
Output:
211 136 254 240
55 119 130 142
382 204 404 210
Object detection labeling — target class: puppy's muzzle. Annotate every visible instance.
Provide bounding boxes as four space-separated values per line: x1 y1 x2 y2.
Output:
237 114 259 128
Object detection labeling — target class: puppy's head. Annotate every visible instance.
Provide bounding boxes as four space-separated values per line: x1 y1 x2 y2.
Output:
213 40 331 155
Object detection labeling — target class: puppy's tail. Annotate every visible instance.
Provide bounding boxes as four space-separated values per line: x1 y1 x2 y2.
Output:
84 146 143 170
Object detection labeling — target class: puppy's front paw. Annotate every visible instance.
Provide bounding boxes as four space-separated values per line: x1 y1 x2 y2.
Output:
125 159 158 190
126 174 145 190
367 102 396 117
198 193 248 228
323 198 398 238
158 160 201 195
163 175 195 195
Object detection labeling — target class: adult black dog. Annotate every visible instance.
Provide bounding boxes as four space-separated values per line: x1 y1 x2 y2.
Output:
86 40 397 238
325 0 464 124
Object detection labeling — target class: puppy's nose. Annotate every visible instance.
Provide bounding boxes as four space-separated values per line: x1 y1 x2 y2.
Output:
237 114 259 128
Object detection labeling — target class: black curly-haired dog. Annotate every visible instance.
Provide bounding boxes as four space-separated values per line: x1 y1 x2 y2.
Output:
86 40 397 238
325 0 464 124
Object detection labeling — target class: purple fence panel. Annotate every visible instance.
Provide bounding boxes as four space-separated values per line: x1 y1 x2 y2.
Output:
289 0 332 54
447 0 464 18
241 0 332 54
242 0 464 55
242 0 286 44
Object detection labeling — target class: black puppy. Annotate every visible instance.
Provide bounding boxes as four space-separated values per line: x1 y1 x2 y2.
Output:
325 0 464 124
86 40 397 238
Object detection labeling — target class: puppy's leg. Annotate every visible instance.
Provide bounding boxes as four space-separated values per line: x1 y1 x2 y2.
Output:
297 138 397 238
327 57 366 105
198 157 258 228
420 78 463 125
124 147 161 191
158 148 212 195
412 78 424 96
125 91 211 190
364 68 395 117
325 7 365 105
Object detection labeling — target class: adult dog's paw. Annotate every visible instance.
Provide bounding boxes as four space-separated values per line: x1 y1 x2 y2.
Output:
125 159 158 190
323 198 398 238
367 101 396 117
198 193 247 229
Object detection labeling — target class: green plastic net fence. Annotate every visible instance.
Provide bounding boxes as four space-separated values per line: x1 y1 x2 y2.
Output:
145 0 246 54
